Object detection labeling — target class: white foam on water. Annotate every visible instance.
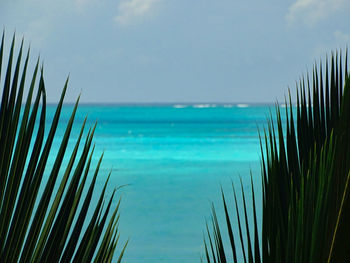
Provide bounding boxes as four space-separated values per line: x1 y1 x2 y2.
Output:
236 103 249 108
173 104 187 108
193 104 211 108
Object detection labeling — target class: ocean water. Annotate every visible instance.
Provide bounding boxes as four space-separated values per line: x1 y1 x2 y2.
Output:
44 104 278 262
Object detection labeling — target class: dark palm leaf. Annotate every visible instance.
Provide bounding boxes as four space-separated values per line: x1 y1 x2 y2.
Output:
205 49 350 262
0 33 126 262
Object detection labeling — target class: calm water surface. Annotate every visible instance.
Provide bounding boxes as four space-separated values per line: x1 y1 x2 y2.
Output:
44 104 281 262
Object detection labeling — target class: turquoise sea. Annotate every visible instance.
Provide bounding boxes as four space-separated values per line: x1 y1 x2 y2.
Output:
45 103 278 262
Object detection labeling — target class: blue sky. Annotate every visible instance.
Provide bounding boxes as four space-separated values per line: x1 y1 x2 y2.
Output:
1 0 350 103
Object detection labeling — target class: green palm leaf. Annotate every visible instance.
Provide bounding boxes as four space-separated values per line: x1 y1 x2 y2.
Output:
0 33 126 262
205 49 350 262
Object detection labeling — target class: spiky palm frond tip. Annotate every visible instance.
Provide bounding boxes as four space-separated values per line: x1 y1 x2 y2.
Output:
0 33 127 262
205 49 350 263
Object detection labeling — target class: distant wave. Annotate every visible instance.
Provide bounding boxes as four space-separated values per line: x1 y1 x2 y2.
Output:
174 103 252 108
236 103 249 108
173 104 187 108
193 104 211 108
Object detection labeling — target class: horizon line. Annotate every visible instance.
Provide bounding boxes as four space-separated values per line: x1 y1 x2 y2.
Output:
44 101 291 106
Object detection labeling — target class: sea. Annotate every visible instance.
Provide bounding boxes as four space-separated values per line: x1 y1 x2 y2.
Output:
43 103 283 262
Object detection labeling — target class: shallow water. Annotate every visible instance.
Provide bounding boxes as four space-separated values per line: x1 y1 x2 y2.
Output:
44 104 277 262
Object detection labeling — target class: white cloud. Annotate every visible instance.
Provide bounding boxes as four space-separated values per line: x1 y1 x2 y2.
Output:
286 0 348 26
115 0 160 26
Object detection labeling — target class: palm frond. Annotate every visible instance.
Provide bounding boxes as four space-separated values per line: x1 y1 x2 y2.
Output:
0 32 126 262
205 48 350 262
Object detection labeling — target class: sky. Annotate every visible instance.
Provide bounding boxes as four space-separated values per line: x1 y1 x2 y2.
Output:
1 0 350 103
